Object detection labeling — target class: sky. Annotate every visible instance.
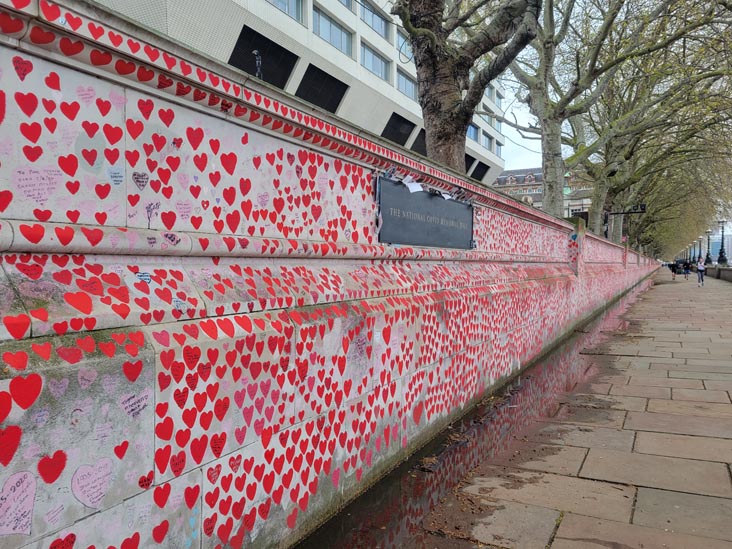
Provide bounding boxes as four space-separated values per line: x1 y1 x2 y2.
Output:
500 100 543 170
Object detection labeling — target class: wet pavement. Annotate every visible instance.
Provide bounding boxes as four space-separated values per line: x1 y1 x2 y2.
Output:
299 272 732 548
423 272 732 549
301 272 732 548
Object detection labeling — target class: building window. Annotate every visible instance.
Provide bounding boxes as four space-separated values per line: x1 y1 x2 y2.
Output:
397 70 418 100
496 92 503 108
467 123 479 141
486 85 495 101
361 1 389 39
361 43 389 80
268 0 302 22
338 0 352 9
481 131 493 151
397 31 412 59
313 8 352 56
495 117 502 132
496 141 503 157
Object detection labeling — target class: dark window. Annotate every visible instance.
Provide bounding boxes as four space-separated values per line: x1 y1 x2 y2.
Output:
471 162 489 181
381 112 415 146
295 64 349 113
228 25 298 89
465 154 475 173
410 129 426 156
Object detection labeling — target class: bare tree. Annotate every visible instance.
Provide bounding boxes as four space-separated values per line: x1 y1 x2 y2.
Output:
392 0 541 172
506 0 718 217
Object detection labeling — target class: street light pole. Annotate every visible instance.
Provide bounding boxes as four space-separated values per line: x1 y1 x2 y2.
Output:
692 241 697 262
705 229 713 265
718 220 728 265
698 236 703 262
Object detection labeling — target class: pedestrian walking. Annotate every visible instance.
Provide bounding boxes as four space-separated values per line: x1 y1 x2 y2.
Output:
683 260 691 280
697 257 705 286
669 261 677 280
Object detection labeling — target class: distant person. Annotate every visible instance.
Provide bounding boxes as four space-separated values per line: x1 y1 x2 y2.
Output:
683 260 691 280
697 257 705 287
668 261 677 280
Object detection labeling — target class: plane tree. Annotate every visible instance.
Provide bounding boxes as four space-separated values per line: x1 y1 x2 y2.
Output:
391 0 541 172
504 0 718 217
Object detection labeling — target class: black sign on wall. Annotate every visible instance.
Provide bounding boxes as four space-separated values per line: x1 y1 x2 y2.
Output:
378 177 474 250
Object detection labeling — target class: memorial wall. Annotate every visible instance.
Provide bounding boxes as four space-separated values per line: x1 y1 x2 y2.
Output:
0 1 657 547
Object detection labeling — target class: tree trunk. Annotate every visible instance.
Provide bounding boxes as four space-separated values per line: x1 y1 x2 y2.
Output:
611 213 624 243
588 179 609 235
414 42 471 172
541 117 565 218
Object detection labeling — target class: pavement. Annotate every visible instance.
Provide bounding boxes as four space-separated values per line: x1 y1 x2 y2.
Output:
423 271 732 548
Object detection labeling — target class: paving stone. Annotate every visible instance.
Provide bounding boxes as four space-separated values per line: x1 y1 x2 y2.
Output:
552 513 732 549
469 499 559 548
634 488 732 542
543 405 627 428
625 412 732 438
566 393 647 412
647 399 732 418
592 374 631 385
628 377 704 389
621 368 668 377
672 388 731 403
653 363 732 374
675 353 732 362
635 432 732 463
685 358 732 368
610 384 671 399
706 380 732 391
525 423 635 452
581 382 612 395
579 448 732 498
670 371 732 381
488 443 588 476
463 467 635 522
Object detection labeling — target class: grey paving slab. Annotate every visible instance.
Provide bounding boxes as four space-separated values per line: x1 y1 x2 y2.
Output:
670 371 732 381
628 377 705 389
655 363 732 374
674 351 732 360
647 399 732 418
487 443 588 476
552 513 732 549
635 432 732 463
525 423 635 452
542 405 627 429
593 374 631 385
610 384 671 399
706 380 732 391
672 388 731 403
686 358 732 367
463 467 635 522
581 382 612 395
470 500 559 548
634 488 732 542
566 393 648 411
579 448 732 498
625 410 732 439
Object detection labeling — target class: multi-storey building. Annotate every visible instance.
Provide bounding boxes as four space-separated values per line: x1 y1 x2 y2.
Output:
492 168 594 219
89 0 506 183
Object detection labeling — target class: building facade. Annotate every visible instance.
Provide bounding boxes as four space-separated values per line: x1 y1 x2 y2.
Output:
492 168 594 219
89 0 507 183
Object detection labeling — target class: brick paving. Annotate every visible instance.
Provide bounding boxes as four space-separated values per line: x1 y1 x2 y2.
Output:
424 272 732 548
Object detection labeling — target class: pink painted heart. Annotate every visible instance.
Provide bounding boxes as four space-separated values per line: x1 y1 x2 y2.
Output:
0 471 36 535
71 458 113 508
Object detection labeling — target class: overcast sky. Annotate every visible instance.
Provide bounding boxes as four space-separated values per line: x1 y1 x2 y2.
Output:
501 101 542 170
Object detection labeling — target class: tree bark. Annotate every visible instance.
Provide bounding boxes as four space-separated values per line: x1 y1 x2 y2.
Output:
541 117 566 217
588 179 609 234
